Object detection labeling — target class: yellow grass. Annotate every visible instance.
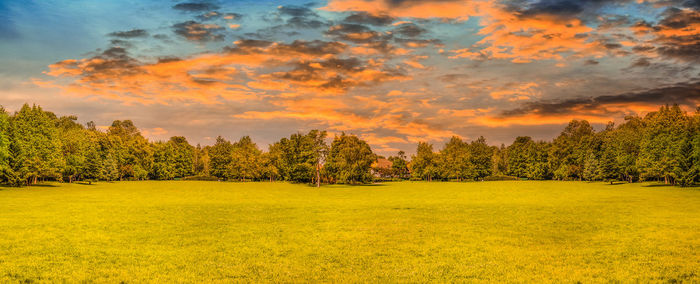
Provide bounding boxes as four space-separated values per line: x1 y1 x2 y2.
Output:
0 181 698 282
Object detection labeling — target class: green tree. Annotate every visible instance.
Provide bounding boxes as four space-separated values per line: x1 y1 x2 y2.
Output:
527 141 550 180
107 120 153 181
8 104 64 185
152 141 176 180
0 107 11 184
507 136 534 178
439 137 472 181
209 136 234 180
491 144 508 176
323 133 375 184
470 136 493 180
411 142 439 181
388 151 409 179
549 120 595 180
169 136 195 178
194 144 210 176
57 116 90 183
269 130 328 185
230 136 263 181
637 105 688 185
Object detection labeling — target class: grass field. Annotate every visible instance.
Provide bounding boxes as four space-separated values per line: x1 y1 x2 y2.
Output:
0 181 698 282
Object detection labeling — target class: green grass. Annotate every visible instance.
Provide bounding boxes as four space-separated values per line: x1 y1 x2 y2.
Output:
0 181 698 282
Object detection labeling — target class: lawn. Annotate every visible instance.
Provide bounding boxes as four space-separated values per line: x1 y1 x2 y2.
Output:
0 181 698 282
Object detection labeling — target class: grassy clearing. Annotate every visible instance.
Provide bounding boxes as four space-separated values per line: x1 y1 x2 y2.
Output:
0 181 698 282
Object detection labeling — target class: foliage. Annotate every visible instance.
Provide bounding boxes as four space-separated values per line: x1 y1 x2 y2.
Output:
324 133 375 184
0 103 698 187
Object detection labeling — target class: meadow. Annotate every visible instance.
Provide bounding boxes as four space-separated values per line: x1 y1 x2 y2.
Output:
0 181 698 282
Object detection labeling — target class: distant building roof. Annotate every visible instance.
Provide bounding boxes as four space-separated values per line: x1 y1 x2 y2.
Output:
373 158 393 169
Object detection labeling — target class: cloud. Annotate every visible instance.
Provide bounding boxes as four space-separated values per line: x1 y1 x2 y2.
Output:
321 0 482 20
172 2 220 12
277 5 316 17
343 12 395 26
650 8 700 62
392 23 427 37
173 21 224 42
107 29 148 38
479 81 700 125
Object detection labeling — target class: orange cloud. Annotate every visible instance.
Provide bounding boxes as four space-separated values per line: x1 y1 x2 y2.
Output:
321 0 484 20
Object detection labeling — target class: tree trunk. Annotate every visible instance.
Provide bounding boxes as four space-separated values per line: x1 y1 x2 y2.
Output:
33 175 38 185
664 176 668 184
316 164 320 188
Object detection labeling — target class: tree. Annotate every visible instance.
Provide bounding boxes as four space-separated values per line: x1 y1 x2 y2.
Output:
107 120 152 181
260 152 279 182
194 144 210 176
8 104 64 185
230 136 263 181
57 116 89 183
637 105 688 185
491 144 508 176
82 144 103 184
411 142 439 181
470 136 493 180
269 130 328 184
323 133 375 184
209 136 234 180
598 123 622 184
151 141 176 180
527 141 550 180
169 136 195 178
0 107 11 184
388 151 409 179
507 136 534 178
439 137 472 181
549 120 595 180
611 116 643 182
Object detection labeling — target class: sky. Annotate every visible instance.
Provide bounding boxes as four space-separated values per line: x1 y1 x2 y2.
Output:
0 0 698 155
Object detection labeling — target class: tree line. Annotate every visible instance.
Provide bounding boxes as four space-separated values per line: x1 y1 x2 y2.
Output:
0 104 698 187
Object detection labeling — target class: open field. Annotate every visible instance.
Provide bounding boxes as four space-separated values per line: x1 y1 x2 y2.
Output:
0 181 698 282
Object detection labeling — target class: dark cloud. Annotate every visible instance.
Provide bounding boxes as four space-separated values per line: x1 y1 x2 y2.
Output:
584 59 599 65
632 45 655 52
501 81 700 116
392 23 427 37
286 16 327 29
197 11 220 20
107 29 148 38
277 5 315 17
109 39 133 48
630 57 651 68
172 21 225 42
325 24 391 43
505 0 634 24
172 2 220 12
393 37 442 47
439 74 470 83
50 47 143 81
224 39 347 56
343 12 395 26
649 9 700 62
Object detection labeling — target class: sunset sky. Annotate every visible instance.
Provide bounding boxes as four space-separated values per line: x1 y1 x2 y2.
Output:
1 0 698 154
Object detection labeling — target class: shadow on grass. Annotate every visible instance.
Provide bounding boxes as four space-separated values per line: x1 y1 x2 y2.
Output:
314 183 389 188
642 183 700 189
30 184 59 187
